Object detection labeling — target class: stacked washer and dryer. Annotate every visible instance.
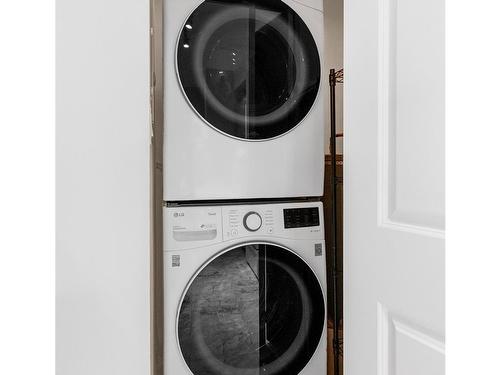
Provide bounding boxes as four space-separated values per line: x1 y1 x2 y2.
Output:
163 1 327 374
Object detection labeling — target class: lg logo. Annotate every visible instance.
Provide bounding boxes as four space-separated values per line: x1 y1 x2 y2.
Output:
173 212 185 218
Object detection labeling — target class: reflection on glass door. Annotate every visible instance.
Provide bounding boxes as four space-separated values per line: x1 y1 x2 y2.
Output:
178 244 325 375
177 0 321 140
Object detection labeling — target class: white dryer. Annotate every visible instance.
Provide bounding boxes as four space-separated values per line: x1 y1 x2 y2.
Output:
164 201 327 375
164 0 325 201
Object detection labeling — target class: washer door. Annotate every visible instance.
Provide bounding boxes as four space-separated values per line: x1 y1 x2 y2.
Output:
177 244 325 375
177 0 321 140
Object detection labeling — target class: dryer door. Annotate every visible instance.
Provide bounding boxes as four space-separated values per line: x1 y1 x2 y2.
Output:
177 0 321 140
177 244 325 375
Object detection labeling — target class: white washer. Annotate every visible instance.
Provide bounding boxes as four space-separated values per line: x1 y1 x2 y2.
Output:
164 201 327 375
164 0 325 201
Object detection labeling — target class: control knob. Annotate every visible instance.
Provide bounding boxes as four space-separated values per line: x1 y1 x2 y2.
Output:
243 212 262 232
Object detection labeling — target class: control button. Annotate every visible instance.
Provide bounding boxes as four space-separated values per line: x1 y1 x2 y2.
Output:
243 212 262 232
267 227 274 234
231 229 238 236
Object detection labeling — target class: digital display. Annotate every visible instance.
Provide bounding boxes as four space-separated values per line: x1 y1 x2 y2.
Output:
284 207 320 229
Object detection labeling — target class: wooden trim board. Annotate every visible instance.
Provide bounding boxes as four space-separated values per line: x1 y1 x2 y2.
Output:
150 0 164 373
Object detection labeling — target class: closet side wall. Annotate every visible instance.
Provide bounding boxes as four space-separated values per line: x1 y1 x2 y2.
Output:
56 1 151 373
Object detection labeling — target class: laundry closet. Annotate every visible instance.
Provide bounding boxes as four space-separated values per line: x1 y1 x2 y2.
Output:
152 0 345 374
56 0 445 372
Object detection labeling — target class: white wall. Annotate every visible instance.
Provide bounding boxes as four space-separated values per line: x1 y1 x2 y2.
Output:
324 0 344 154
56 1 151 374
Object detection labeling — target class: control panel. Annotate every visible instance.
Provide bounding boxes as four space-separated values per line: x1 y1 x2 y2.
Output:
225 206 276 238
221 202 323 241
165 202 324 250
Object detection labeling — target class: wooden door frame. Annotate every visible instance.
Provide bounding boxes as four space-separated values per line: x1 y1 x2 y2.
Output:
150 0 164 373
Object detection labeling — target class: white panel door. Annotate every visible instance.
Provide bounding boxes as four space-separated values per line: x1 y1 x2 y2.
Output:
344 0 445 374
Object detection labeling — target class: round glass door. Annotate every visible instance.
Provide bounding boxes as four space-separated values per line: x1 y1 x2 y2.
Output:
177 0 321 140
178 244 325 375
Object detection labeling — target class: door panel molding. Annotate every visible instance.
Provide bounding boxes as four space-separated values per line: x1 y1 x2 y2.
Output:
377 0 445 238
377 303 445 375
